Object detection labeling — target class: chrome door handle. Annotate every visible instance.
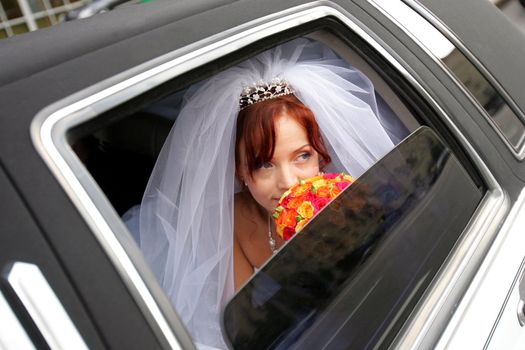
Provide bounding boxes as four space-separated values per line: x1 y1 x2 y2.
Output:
518 264 525 327
2 262 89 350
0 290 36 350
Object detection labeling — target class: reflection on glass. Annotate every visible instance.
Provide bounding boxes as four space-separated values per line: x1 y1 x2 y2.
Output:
371 0 525 153
441 51 525 147
223 127 483 350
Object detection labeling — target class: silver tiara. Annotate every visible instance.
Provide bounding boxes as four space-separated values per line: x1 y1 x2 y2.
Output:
239 78 294 110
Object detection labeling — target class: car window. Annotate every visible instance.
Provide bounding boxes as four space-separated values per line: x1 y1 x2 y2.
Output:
222 127 484 349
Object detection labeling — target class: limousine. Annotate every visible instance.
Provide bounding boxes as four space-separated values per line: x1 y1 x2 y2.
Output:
1 0 525 348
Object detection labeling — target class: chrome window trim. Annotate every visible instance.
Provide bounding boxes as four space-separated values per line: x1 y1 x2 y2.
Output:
4 262 88 350
369 0 525 158
30 1 507 348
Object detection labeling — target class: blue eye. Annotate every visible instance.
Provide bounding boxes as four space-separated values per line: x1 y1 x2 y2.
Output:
260 162 273 169
298 152 311 161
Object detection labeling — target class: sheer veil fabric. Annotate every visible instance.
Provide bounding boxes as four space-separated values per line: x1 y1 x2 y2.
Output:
134 38 406 349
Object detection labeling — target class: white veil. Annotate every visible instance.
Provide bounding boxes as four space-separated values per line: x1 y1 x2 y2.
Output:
134 38 406 349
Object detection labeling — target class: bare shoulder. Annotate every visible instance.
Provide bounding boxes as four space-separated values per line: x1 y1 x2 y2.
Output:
234 191 258 236
233 233 253 290
234 191 264 260
233 191 257 289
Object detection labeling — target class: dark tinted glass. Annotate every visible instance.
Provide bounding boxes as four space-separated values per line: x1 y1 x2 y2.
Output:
222 127 484 350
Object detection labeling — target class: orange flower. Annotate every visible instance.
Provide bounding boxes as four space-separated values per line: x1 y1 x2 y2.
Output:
280 209 298 227
315 185 331 198
293 183 311 196
329 186 341 197
287 197 305 209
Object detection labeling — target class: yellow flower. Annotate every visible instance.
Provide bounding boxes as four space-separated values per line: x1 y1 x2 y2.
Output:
297 201 315 219
295 218 308 232
309 175 324 182
312 179 327 189
277 224 287 237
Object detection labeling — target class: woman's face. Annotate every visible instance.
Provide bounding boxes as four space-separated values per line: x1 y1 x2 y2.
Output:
241 113 320 213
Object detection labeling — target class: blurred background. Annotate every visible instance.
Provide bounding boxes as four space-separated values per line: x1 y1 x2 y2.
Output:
0 0 87 39
0 0 143 39
0 0 523 40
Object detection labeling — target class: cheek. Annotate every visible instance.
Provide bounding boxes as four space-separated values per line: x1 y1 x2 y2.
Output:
301 167 320 180
246 178 270 198
299 155 320 177
246 177 276 208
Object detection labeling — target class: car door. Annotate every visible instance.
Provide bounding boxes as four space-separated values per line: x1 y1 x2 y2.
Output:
0 165 102 349
381 0 525 348
2 0 525 348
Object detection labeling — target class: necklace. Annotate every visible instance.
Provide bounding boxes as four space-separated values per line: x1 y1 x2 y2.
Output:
268 214 277 254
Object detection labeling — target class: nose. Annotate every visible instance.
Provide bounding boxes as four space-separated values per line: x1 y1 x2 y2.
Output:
277 166 299 191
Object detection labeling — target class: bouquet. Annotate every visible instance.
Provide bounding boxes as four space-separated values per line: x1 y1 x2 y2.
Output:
273 173 353 241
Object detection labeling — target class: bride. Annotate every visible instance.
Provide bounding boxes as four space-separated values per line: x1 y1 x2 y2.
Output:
125 37 406 349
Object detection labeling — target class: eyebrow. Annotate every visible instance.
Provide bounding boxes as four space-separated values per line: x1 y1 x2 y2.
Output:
268 144 312 162
294 144 312 153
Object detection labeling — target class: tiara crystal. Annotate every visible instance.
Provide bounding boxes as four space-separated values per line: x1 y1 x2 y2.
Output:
239 78 295 110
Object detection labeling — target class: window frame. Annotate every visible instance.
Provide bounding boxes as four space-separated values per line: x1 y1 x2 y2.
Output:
29 2 507 348
368 0 525 159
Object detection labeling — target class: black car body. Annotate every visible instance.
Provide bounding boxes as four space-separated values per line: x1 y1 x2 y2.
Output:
1 0 525 348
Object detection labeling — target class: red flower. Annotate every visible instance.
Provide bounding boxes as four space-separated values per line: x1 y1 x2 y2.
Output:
336 181 351 191
282 226 296 241
312 197 329 211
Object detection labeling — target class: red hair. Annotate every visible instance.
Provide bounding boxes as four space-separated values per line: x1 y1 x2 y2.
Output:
235 94 331 180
